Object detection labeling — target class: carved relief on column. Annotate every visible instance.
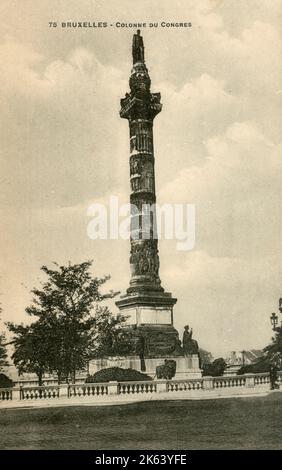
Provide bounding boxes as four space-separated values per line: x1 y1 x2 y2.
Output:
130 176 141 192
129 239 161 284
130 121 154 155
130 156 155 194
130 157 141 177
142 161 155 192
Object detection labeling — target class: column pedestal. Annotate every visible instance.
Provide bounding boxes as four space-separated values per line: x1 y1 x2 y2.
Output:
89 354 202 380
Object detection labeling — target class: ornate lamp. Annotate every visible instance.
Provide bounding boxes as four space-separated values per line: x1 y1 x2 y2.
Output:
270 312 278 331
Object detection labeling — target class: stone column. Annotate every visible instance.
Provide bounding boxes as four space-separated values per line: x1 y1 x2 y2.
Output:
120 31 163 296
115 31 181 358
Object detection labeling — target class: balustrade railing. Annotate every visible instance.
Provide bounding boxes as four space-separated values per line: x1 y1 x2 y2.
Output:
0 388 13 401
254 373 270 385
118 381 157 395
213 375 246 388
20 385 60 400
1 371 280 403
68 383 108 398
167 379 203 392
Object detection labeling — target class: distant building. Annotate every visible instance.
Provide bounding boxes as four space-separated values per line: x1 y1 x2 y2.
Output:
241 350 264 364
224 350 264 375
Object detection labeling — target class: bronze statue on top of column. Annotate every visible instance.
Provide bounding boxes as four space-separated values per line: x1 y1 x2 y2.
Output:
132 29 145 64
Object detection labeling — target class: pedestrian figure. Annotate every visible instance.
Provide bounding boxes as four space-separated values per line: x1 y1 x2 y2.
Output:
269 364 279 390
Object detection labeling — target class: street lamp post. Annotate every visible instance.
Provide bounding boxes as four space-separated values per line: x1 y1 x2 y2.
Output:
269 297 282 332
268 301 281 390
270 312 279 331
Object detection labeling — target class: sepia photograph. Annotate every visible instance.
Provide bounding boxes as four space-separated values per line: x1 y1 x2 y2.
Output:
0 0 281 457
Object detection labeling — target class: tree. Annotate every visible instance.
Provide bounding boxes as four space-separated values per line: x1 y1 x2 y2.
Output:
8 261 126 383
264 326 282 367
238 327 282 375
0 332 8 372
89 305 133 359
7 322 52 385
199 348 213 366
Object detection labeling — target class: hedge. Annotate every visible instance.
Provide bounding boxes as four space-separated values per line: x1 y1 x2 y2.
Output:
85 367 152 383
0 373 14 388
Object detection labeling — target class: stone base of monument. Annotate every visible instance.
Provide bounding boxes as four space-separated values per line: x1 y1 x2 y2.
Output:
89 355 202 380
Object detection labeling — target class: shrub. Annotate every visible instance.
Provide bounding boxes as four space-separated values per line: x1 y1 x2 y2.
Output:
202 358 226 377
85 367 152 383
156 359 176 379
0 373 13 388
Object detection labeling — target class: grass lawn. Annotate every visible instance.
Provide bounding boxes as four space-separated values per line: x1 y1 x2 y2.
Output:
0 393 281 450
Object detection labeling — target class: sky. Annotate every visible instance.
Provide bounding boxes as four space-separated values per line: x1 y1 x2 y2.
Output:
0 0 281 356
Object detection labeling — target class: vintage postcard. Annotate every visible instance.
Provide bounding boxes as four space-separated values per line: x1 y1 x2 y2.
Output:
0 0 281 456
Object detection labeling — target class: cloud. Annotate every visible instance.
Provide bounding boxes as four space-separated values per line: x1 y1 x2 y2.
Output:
0 40 128 209
161 121 280 201
158 247 282 355
159 120 282 261
0 39 47 96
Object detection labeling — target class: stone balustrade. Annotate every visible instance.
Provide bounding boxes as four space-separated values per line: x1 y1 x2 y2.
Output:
167 378 203 392
0 371 280 403
0 388 13 401
68 383 108 398
254 373 270 386
118 381 157 395
20 385 60 400
213 375 246 388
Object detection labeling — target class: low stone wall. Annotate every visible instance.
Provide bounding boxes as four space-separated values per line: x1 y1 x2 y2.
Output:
1 371 281 404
